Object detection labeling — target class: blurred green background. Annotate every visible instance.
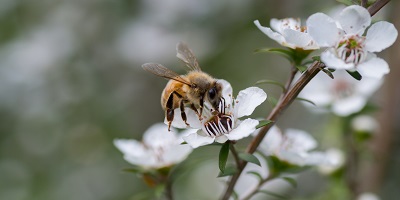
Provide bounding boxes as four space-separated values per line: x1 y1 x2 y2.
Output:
1 0 399 199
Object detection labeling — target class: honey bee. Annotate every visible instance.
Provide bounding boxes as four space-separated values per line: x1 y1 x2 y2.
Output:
142 42 223 131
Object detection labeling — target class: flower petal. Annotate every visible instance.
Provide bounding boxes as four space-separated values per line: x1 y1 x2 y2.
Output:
114 139 146 157
337 5 370 35
282 28 319 49
143 123 176 148
234 87 267 118
166 107 202 129
332 95 366 116
258 126 283 154
321 49 355 70
183 131 215 148
254 20 287 47
285 129 317 151
215 135 229 143
307 13 339 47
270 18 284 33
225 118 258 141
357 57 389 79
163 144 193 165
365 21 398 52
218 79 234 109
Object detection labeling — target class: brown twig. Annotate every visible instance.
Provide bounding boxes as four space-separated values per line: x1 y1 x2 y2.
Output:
368 0 390 16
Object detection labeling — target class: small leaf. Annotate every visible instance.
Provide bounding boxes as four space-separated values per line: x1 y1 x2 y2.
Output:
255 48 294 62
255 79 286 92
296 65 308 73
296 97 316 106
282 177 297 188
217 165 237 177
346 70 362 80
268 96 278 107
311 55 321 61
247 171 263 181
239 153 261 166
321 68 335 79
219 142 230 173
259 190 287 199
256 120 274 129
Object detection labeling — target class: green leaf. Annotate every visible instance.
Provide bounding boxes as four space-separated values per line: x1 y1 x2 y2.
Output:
219 142 230 173
259 190 287 199
322 68 335 79
346 70 362 80
296 97 316 106
239 153 261 166
311 55 321 61
256 120 274 129
282 177 297 188
268 96 278 107
255 48 294 62
247 171 263 181
255 79 286 92
296 65 308 73
217 165 237 177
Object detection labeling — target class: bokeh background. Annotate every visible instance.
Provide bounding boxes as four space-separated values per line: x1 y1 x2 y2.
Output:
1 0 399 200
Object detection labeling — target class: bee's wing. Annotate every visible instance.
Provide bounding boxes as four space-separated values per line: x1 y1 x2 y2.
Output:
142 63 192 86
176 42 202 71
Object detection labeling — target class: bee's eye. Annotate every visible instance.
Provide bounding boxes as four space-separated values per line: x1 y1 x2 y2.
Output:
208 88 216 99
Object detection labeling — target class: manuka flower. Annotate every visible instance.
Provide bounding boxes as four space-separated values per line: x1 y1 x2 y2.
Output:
307 5 398 78
258 126 330 166
168 80 267 148
254 18 319 50
299 71 382 116
114 123 193 169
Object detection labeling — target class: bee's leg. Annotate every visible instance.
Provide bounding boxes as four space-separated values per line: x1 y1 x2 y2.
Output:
179 98 189 126
190 103 201 118
166 92 175 131
170 91 189 127
199 95 204 117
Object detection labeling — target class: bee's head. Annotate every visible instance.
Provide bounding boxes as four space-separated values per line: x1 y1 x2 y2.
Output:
207 81 223 111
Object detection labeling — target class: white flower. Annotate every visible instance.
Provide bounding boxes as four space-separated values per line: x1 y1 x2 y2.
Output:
318 148 345 175
254 18 319 50
351 115 379 133
307 5 398 78
169 80 267 148
299 70 382 116
258 126 330 166
113 123 193 169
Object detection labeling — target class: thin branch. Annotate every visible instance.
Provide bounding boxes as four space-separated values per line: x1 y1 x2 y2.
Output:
229 141 241 169
368 0 390 16
242 173 278 200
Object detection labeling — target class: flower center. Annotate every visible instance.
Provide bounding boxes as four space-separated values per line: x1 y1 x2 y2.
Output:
203 114 234 137
336 35 366 65
332 78 354 100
